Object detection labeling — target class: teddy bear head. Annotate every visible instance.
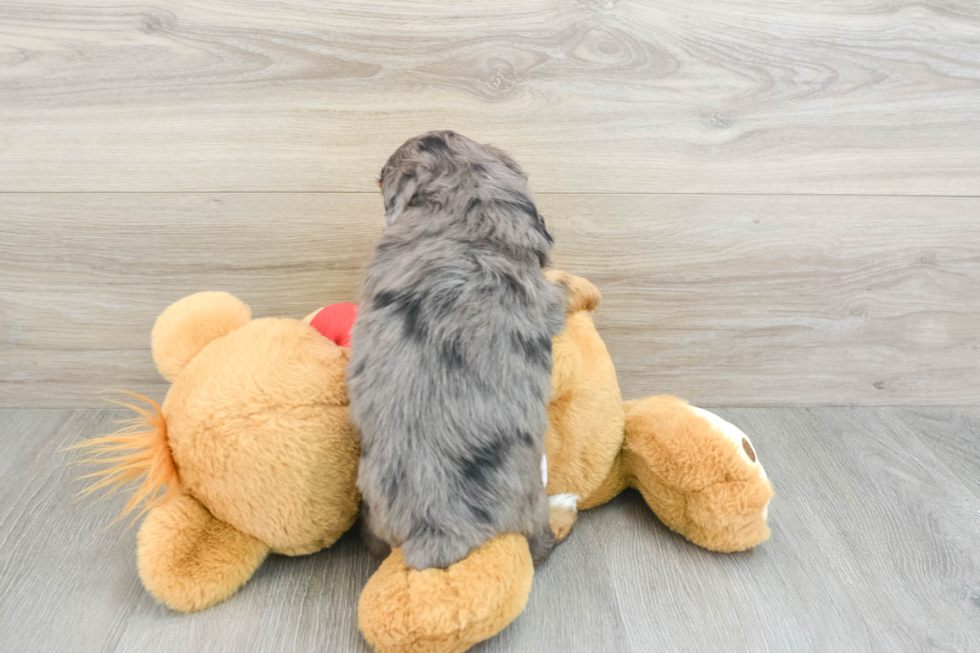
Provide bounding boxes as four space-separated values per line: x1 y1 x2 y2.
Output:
77 291 361 565
148 291 361 556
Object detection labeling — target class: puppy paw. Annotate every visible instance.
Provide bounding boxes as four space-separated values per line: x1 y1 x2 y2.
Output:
548 493 579 543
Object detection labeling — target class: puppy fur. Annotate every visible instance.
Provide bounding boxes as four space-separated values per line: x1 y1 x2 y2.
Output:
348 130 565 570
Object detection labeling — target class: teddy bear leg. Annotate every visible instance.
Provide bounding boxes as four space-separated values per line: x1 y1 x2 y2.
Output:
358 534 534 653
620 396 773 553
138 492 269 612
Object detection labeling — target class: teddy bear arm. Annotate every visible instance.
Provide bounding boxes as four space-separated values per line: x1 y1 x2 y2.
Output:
550 329 584 400
137 492 269 613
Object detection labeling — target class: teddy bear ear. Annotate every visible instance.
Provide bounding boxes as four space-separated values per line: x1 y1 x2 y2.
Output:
151 291 251 382
544 270 601 314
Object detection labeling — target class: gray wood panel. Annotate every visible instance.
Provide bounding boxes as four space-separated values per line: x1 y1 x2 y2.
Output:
2 193 978 407
1 407 978 652
1 1 979 193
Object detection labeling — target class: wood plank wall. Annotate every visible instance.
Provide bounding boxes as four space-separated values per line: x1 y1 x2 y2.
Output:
2 1 979 407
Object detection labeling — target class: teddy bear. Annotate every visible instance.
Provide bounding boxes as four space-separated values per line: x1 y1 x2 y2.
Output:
74 273 772 653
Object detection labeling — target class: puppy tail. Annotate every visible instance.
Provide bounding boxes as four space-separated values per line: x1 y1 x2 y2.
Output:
67 391 180 526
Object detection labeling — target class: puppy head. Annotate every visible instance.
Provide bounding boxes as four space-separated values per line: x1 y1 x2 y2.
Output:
379 130 529 228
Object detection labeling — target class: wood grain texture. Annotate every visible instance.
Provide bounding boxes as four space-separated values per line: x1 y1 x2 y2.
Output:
2 193 978 407
1 407 977 652
2 0 980 193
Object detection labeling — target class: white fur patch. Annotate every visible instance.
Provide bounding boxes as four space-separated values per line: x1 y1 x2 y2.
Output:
689 405 768 482
690 405 771 523
541 454 548 488
548 493 579 512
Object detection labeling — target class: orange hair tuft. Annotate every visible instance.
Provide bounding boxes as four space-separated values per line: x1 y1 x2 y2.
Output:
68 391 180 525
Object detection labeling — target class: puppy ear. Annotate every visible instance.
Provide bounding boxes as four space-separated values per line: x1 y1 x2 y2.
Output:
484 144 528 180
384 173 419 228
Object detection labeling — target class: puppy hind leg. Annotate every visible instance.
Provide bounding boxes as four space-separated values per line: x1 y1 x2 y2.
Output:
400 525 473 571
359 502 392 561
526 518 556 567
525 494 559 568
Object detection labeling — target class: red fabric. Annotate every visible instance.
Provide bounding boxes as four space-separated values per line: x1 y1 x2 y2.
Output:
309 303 358 348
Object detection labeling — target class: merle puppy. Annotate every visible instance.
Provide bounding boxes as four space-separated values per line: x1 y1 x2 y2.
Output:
347 130 565 570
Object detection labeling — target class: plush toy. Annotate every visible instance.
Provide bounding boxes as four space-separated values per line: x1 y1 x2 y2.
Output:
75 273 772 652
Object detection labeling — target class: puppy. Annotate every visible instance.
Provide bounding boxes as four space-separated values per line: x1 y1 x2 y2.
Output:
347 130 565 570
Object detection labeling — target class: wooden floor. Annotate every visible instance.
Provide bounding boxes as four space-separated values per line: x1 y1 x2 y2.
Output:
1 407 978 652
3 0 980 407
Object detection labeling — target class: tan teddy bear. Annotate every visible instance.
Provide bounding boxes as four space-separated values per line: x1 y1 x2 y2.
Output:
75 273 772 653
